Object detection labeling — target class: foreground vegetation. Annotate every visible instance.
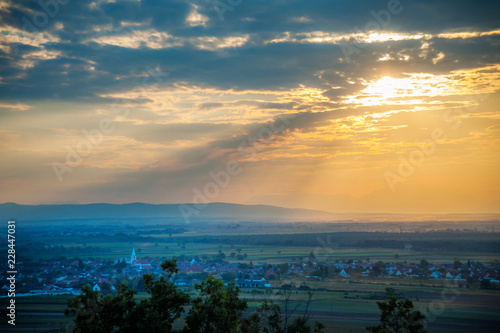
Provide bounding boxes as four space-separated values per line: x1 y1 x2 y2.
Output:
65 259 326 333
65 259 430 333
5 282 500 332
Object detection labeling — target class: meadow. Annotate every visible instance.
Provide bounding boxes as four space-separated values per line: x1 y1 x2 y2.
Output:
2 219 499 332
6 283 500 332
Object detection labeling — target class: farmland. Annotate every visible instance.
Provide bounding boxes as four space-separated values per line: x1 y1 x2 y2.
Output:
1 218 500 332
5 284 500 332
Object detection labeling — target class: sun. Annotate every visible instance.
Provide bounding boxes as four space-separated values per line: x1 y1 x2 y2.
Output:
365 76 414 100
345 74 449 107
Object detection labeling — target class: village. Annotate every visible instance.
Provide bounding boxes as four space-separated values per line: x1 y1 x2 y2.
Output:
2 248 499 297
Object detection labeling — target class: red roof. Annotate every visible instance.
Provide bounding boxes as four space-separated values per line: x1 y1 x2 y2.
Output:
132 259 150 265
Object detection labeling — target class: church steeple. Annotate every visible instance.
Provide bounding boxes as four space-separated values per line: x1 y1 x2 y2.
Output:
131 248 137 263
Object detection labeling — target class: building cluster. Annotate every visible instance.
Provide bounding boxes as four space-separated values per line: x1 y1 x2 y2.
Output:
1 249 499 296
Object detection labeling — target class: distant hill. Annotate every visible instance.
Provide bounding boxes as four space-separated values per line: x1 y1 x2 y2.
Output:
2 202 498 222
0 202 335 221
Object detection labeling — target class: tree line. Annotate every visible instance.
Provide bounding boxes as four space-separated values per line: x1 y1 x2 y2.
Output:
65 259 326 333
65 259 427 332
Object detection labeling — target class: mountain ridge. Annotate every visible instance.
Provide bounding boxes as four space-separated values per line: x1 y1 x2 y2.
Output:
0 202 335 221
1 202 499 222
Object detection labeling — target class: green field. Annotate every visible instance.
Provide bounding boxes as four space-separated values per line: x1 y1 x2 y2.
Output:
5 220 499 332
47 240 499 266
4 284 500 332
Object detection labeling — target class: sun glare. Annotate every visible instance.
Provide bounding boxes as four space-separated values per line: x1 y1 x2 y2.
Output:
344 66 500 108
366 76 409 99
346 76 423 106
346 74 451 107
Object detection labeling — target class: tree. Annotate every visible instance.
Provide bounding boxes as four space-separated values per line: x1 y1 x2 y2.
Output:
65 283 137 333
136 260 190 332
371 261 386 277
222 271 236 282
453 260 463 270
240 300 283 333
66 260 326 333
385 288 396 297
100 281 113 295
419 260 429 271
115 258 127 274
66 259 189 333
240 300 325 333
184 276 247 333
367 295 426 333
466 276 476 288
480 279 491 289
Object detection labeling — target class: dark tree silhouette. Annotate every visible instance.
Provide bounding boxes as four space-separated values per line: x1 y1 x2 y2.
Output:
240 298 325 333
66 259 325 333
66 259 188 333
184 275 247 333
367 295 426 333
65 283 137 333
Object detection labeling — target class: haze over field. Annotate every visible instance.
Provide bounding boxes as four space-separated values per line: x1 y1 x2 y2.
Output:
1 0 500 214
2 202 499 223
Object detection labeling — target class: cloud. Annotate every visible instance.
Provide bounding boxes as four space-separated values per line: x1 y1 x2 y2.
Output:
0 103 33 111
86 29 183 49
185 3 209 27
1 0 499 212
197 102 224 111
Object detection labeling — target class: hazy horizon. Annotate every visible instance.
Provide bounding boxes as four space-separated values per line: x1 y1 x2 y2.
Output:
2 202 500 221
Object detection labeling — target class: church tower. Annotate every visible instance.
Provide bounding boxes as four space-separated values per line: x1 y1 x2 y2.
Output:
130 248 137 263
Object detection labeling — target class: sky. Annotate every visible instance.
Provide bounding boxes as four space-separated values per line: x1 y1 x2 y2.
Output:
1 0 499 214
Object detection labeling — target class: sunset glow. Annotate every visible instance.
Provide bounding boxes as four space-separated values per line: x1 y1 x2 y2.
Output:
1 0 499 214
